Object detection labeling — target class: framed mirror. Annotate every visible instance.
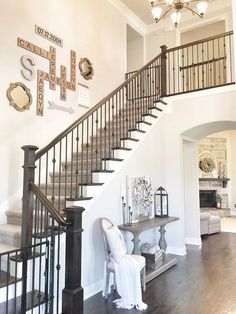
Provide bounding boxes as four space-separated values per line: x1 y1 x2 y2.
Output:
79 58 94 80
7 82 32 112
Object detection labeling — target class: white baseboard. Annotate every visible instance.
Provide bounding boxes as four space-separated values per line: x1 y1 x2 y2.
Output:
84 280 103 300
185 237 202 246
167 246 187 256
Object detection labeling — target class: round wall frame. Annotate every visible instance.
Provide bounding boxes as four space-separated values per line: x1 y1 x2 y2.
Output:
79 58 94 80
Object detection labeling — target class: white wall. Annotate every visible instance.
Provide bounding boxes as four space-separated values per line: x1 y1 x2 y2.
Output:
145 29 180 62
181 20 225 45
127 37 144 72
183 140 201 246
0 0 129 220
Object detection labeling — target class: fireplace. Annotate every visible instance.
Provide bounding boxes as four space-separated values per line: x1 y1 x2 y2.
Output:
199 190 217 208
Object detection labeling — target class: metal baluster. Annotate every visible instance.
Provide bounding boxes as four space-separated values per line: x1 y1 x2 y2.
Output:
6 253 9 314
104 102 108 169
70 131 74 199
100 107 103 166
14 252 17 314
56 226 61 314
229 34 233 82
91 114 94 181
218 37 221 85
80 123 84 196
213 39 216 86
95 110 99 171
86 118 89 182
206 41 209 87
223 35 226 84
52 147 56 208
44 241 49 314
181 49 184 93
75 127 79 198
64 137 68 210
201 42 204 89
58 141 62 212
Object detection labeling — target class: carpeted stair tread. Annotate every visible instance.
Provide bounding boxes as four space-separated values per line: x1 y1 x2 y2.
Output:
0 243 18 254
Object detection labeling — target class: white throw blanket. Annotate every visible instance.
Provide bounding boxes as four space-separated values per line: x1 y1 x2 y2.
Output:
113 254 148 311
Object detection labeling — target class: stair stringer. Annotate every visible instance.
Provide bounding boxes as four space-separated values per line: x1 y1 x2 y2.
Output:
67 101 168 216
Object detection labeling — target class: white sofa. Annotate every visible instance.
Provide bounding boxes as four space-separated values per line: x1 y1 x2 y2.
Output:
200 212 221 235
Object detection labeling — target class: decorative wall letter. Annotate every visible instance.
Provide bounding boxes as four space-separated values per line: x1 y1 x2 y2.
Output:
21 55 36 81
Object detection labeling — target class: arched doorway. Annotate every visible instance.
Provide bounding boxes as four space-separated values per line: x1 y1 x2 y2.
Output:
181 121 236 247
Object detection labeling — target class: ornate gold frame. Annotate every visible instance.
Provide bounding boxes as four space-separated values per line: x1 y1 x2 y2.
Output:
7 82 32 112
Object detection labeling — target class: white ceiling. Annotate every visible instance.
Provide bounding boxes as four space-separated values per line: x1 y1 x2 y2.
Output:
119 0 232 26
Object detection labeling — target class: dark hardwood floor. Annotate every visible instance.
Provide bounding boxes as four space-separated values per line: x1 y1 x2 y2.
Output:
84 232 236 314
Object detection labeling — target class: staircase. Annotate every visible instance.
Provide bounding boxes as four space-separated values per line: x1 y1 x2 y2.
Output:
2 98 167 248
0 31 234 313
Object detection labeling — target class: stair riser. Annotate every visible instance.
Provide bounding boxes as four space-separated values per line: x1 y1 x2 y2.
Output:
46 185 100 198
53 160 120 184
7 212 48 227
50 174 92 184
0 233 21 248
68 150 125 165
7 214 22 226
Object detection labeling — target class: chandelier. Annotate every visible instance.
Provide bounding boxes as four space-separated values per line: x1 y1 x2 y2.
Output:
149 0 208 27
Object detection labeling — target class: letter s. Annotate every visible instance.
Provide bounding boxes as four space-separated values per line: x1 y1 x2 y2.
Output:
21 55 36 81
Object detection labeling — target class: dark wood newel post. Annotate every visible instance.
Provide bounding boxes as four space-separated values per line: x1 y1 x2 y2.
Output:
21 145 38 249
62 206 85 314
160 45 168 97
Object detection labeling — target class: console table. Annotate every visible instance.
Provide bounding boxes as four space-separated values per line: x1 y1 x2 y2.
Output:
118 216 179 283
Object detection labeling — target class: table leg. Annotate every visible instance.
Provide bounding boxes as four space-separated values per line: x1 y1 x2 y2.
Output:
158 225 167 259
132 233 141 255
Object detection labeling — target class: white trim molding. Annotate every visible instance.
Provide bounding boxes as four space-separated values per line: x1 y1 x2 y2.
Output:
167 246 187 256
108 0 147 36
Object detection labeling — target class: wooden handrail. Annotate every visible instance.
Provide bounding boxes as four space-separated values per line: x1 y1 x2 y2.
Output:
30 182 71 227
126 65 160 77
167 31 233 53
35 52 162 160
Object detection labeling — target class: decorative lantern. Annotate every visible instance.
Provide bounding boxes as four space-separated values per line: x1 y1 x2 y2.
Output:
154 186 169 218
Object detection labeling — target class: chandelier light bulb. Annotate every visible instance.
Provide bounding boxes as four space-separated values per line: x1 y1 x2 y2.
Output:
152 6 163 21
197 1 208 16
171 11 181 27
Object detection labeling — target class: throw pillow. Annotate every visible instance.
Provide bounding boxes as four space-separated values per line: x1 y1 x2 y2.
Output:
105 225 127 263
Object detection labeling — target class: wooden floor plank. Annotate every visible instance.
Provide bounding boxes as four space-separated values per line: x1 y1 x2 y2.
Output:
84 232 236 314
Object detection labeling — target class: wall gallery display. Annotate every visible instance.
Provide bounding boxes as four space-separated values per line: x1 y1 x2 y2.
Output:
11 25 94 117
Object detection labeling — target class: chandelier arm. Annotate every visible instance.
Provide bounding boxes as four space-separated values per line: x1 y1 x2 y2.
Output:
157 7 175 22
184 5 203 18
